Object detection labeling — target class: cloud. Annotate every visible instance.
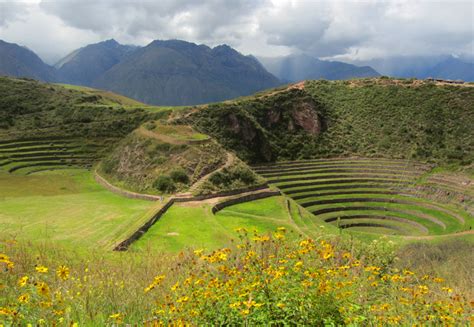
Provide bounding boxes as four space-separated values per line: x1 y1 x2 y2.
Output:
0 0 472 63
0 1 28 26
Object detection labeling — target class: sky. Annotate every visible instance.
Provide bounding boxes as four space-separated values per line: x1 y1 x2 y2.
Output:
0 0 473 64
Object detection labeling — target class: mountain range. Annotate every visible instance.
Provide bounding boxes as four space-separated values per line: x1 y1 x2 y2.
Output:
0 39 282 106
1 39 472 106
349 55 474 82
258 54 380 82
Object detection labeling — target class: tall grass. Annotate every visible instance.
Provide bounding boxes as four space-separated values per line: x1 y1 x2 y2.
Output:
1 229 471 325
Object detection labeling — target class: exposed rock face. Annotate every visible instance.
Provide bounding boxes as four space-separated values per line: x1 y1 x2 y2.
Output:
291 101 321 136
186 88 324 163
267 109 281 125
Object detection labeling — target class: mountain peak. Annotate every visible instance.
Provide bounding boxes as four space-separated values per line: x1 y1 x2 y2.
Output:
101 39 120 47
148 39 200 50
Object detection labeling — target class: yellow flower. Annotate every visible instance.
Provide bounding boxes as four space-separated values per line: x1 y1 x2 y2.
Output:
276 303 286 309
109 313 124 324
253 235 270 242
194 249 204 256
0 254 9 262
171 282 180 292
35 265 48 273
56 265 70 280
277 227 286 232
18 294 30 304
36 282 50 297
240 309 250 316
229 301 241 309
18 276 29 287
441 287 453 293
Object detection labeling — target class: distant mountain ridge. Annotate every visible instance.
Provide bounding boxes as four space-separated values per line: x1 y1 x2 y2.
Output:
349 55 474 82
0 40 56 82
0 39 281 106
259 54 380 82
92 40 280 105
55 39 137 86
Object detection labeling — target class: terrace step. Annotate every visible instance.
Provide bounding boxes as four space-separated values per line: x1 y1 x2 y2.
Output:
259 166 423 178
276 178 412 190
8 160 94 173
300 196 464 224
268 173 418 184
324 215 429 234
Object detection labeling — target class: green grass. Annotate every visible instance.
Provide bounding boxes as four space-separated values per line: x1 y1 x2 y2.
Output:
131 197 304 252
0 169 155 250
260 158 473 237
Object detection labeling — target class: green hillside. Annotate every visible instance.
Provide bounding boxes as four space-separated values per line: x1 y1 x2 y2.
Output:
0 77 167 173
182 78 474 167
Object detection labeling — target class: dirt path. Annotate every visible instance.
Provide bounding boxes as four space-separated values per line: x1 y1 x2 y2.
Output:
185 152 235 195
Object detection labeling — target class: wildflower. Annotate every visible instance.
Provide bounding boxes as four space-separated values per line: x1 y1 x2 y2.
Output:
109 313 124 324
0 307 16 316
177 296 189 303
229 301 241 309
342 252 351 259
277 227 286 232
194 249 204 256
253 235 270 242
276 303 286 309
274 232 285 240
294 261 303 269
36 282 50 297
56 265 70 280
35 265 48 273
433 277 445 283
18 294 30 304
240 309 250 315
18 276 29 287
39 301 52 308
171 282 180 292
0 254 9 262
441 287 453 293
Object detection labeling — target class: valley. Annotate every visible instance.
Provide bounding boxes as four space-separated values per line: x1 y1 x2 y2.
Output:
0 76 472 325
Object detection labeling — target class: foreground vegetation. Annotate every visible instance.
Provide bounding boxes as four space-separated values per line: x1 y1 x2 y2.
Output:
1 229 472 325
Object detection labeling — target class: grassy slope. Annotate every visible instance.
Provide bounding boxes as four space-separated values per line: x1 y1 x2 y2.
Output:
131 197 298 252
184 78 474 167
0 169 155 250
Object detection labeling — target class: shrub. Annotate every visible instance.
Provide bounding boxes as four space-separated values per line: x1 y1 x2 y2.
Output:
170 168 189 184
153 175 176 193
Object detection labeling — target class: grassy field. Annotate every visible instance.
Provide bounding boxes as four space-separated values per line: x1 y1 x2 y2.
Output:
0 169 155 250
131 197 303 252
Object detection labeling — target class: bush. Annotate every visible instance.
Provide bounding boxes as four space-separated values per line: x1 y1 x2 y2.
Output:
153 175 176 193
170 168 189 184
